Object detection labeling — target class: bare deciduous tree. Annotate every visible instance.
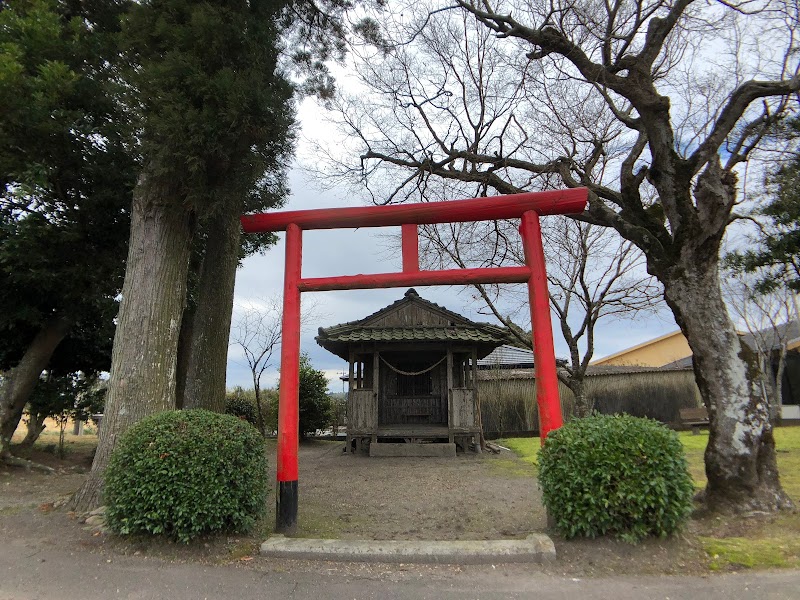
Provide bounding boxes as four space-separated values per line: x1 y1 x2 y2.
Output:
230 296 322 435
724 270 797 422
417 215 661 417
231 299 283 435
324 0 800 512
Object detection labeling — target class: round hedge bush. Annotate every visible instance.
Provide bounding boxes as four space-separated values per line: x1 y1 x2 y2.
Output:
225 395 258 427
104 410 268 542
538 414 694 543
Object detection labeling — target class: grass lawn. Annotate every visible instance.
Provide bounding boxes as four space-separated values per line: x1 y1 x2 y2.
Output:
499 426 800 571
10 427 100 461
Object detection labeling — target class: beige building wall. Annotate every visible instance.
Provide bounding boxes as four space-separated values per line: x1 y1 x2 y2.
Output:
591 330 692 367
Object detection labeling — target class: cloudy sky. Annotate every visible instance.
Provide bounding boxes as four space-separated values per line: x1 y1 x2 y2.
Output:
225 100 679 392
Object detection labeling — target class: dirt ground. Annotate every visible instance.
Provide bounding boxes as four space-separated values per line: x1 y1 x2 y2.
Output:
1 434 94 512
296 440 546 540
0 434 723 577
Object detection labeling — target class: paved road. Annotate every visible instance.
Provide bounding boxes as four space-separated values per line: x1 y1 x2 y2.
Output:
1 542 798 600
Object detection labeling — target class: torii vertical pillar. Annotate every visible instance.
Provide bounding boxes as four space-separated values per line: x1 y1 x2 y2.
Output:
276 223 302 534
520 211 563 439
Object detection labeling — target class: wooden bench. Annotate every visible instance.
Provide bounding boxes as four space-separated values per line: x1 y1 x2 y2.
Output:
679 407 710 434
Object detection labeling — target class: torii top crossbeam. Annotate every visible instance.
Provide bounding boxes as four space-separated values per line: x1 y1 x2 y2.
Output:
240 188 589 534
241 189 587 231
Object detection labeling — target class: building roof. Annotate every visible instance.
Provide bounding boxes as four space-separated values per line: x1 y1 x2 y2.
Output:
593 320 800 369
476 362 693 381
585 363 692 375
741 320 800 353
316 288 511 360
477 344 535 369
320 326 505 344
590 330 687 366
661 356 693 369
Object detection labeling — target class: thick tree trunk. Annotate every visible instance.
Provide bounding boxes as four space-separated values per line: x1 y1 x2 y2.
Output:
174 303 195 410
182 202 242 413
16 413 46 450
174 232 209 410
767 350 786 424
662 259 792 513
69 179 193 512
568 377 592 419
0 316 72 459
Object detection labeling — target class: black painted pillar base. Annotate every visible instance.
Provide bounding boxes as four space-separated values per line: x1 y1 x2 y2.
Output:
276 480 298 534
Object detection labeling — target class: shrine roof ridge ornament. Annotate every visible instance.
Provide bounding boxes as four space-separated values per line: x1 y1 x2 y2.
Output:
240 188 588 233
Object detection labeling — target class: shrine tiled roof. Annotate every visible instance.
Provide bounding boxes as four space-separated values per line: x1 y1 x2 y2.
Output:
322 326 508 344
315 289 512 359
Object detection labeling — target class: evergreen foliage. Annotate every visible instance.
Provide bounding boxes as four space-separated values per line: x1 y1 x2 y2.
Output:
120 0 295 215
26 374 104 429
225 388 259 428
727 117 800 292
118 0 299 416
22 373 104 453
105 410 268 542
298 355 332 438
538 414 694 543
0 0 136 372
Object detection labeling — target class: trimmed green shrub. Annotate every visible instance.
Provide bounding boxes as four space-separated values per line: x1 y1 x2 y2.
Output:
538 413 694 543
105 410 268 542
225 391 258 427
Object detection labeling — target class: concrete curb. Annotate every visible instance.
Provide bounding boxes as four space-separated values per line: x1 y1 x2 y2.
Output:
259 534 556 564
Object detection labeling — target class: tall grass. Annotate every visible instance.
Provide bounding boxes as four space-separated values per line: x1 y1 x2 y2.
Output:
479 368 701 436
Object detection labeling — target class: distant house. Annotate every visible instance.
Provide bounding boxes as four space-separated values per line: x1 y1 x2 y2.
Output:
477 344 538 370
590 330 692 368
592 324 800 422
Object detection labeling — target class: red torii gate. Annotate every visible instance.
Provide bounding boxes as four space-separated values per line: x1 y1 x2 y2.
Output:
241 188 588 533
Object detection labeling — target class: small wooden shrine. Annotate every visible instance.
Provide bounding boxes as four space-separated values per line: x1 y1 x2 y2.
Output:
316 289 510 455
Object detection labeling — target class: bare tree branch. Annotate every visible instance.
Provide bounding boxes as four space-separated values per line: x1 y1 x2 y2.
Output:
315 0 800 510
230 296 322 434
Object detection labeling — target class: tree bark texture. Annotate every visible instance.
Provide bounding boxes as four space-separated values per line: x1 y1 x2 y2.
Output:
643 160 792 513
69 178 193 511
174 231 209 410
174 302 195 410
182 202 242 413
662 258 792 512
0 316 72 459
764 350 786 425
16 413 46 450
567 378 592 419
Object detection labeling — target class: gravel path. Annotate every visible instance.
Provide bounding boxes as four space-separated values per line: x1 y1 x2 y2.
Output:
294 441 545 540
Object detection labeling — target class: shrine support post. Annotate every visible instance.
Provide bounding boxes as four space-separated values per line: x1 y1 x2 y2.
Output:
520 211 563 442
276 223 302 533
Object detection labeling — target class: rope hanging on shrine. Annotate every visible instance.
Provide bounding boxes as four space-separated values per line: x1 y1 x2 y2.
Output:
379 355 446 377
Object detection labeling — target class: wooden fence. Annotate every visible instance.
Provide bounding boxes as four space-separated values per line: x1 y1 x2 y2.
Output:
477 368 702 437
